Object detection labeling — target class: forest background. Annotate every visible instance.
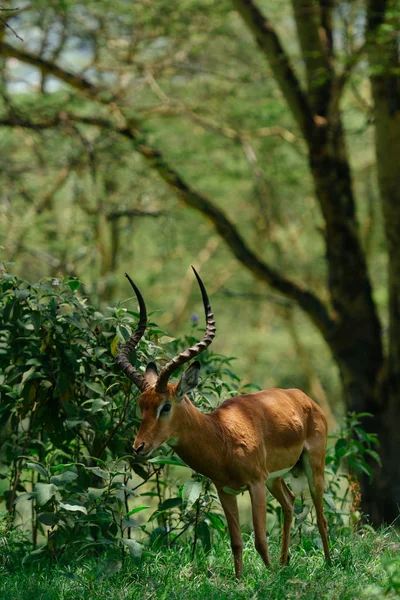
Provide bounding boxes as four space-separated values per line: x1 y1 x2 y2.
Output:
0 0 400 539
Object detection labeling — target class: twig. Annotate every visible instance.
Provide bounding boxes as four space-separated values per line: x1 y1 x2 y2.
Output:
97 391 132 459
0 11 23 42
218 287 293 307
191 495 201 560
106 209 164 221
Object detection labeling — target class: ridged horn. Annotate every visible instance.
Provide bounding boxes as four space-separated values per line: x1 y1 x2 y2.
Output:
155 266 216 392
116 273 150 392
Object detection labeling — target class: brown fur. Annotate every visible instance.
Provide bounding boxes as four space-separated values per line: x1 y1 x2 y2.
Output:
135 385 331 577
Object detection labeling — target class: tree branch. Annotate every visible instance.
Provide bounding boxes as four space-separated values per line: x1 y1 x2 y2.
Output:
106 209 165 221
291 0 334 116
232 0 316 142
0 111 334 336
0 38 333 337
0 41 103 97
329 41 368 116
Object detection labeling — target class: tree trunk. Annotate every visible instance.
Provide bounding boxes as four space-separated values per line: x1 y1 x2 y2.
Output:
366 0 400 524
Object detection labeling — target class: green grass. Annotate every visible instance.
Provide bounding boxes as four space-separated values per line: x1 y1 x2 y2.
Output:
1 528 400 600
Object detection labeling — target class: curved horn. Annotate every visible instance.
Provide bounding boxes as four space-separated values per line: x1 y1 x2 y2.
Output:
156 267 216 392
116 273 150 392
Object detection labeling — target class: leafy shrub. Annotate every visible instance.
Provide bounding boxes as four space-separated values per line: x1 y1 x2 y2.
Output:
0 267 243 562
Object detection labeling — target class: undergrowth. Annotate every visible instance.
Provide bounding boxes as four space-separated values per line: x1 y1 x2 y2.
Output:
1 526 399 600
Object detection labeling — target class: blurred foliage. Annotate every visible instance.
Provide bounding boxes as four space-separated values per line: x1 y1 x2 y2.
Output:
2 0 394 410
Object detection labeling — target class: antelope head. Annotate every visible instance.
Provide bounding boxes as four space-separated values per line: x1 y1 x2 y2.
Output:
116 267 216 457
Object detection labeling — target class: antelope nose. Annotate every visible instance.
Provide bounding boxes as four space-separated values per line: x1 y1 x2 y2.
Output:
134 442 145 455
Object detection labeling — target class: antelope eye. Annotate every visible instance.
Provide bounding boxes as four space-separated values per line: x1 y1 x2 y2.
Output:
161 403 172 414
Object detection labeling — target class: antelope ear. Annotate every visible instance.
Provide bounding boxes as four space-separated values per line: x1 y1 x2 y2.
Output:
145 362 158 387
176 361 201 401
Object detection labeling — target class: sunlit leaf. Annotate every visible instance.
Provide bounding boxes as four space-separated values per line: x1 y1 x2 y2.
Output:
122 539 143 563
86 466 109 479
182 480 202 509
26 462 48 479
50 471 78 486
59 501 87 514
34 483 57 506
122 517 140 529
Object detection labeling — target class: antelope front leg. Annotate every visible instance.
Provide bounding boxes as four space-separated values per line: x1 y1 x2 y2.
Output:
217 488 243 579
249 481 272 568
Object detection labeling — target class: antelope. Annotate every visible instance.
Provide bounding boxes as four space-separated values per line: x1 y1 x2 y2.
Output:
117 268 331 578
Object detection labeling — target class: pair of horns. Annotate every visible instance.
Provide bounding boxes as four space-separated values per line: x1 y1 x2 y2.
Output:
116 267 216 393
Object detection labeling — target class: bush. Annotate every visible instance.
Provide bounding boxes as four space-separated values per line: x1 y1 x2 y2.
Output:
0 267 244 563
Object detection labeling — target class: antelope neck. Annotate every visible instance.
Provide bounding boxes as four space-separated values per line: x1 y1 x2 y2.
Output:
173 398 221 475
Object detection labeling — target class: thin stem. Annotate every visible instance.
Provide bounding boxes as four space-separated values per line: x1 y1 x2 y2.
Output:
191 496 201 560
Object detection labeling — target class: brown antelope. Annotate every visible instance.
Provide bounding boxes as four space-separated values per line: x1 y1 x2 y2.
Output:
117 268 331 578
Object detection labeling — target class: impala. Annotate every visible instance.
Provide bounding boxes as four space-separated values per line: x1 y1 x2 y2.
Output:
117 268 331 577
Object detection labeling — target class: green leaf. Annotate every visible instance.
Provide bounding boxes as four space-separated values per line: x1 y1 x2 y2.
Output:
66 419 85 429
20 366 36 388
122 539 143 563
86 466 109 479
15 289 30 300
110 336 119 357
85 381 104 395
125 506 150 517
148 497 182 521
117 325 131 342
207 512 226 534
67 279 81 292
26 462 48 479
50 471 78 486
88 487 107 500
158 336 175 344
158 497 182 511
197 521 211 552
34 483 57 506
93 559 122 581
365 449 382 466
323 493 337 511
51 464 79 472
89 398 109 413
182 480 202 509
37 512 59 526
22 546 47 566
334 438 348 458
132 464 148 480
148 455 188 467
59 501 87 514
356 462 373 478
122 517 140 529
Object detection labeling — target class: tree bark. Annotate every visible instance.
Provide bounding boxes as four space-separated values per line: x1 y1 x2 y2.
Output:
366 0 400 524
234 0 387 520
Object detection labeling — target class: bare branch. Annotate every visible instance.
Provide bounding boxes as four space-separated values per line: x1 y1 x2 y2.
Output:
106 209 165 221
329 42 368 116
219 287 293 307
0 41 104 97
